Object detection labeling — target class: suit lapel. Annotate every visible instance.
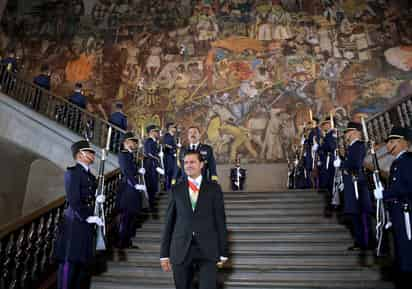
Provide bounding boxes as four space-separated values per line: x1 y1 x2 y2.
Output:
182 180 194 215
193 181 207 215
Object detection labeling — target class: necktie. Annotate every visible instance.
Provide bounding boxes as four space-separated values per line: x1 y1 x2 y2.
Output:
188 180 199 210
191 144 195 151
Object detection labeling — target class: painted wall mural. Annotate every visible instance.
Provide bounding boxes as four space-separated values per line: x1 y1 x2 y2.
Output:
1 0 412 163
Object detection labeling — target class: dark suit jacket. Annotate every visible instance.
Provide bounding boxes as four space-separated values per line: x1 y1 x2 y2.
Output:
160 179 228 265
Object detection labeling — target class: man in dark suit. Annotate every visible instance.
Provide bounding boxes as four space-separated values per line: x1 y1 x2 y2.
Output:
160 150 228 289
173 126 218 184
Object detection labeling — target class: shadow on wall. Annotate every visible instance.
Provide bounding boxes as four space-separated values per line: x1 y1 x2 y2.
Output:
0 137 64 227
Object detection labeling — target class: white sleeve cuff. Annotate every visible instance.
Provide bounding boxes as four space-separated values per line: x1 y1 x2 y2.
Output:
220 256 228 261
160 257 170 261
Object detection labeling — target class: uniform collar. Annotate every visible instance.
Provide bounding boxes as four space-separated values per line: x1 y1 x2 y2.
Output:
77 161 89 172
190 142 200 149
188 175 202 188
349 138 360 146
395 150 407 160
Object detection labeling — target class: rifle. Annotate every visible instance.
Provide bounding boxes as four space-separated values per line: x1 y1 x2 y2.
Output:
93 126 112 251
331 119 343 207
360 117 386 256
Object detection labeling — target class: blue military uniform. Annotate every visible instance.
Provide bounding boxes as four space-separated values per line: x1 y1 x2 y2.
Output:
318 128 337 196
109 111 127 130
117 132 143 248
341 122 372 250
69 91 87 109
143 125 161 210
32 73 50 110
55 141 96 289
162 125 177 192
302 125 321 188
68 85 87 133
383 127 412 275
109 107 127 153
175 143 218 183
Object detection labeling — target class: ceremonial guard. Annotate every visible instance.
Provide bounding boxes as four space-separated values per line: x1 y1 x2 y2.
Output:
32 64 51 110
162 122 178 192
302 119 320 188
117 132 147 249
230 157 246 191
68 83 87 132
318 116 338 213
109 102 128 152
334 122 372 250
374 127 412 288
174 126 218 184
55 140 103 289
144 125 164 211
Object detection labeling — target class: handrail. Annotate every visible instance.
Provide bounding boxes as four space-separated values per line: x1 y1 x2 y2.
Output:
365 94 412 145
0 169 121 289
0 64 127 153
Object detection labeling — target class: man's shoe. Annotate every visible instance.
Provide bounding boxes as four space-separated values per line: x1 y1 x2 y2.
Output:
347 244 361 251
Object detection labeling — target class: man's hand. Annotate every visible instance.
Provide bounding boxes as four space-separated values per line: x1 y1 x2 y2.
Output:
138 167 146 175
134 184 147 191
96 195 105 204
217 256 228 268
86 216 104 226
156 167 165 175
160 258 172 272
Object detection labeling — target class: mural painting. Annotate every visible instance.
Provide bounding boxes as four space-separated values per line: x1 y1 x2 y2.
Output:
1 0 412 163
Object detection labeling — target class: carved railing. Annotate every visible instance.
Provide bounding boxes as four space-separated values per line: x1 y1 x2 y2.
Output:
365 94 412 144
0 170 121 289
0 64 126 153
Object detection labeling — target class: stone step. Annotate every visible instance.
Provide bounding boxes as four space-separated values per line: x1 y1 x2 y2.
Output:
222 192 322 198
139 223 347 233
119 242 353 253
141 208 326 218
91 278 393 289
155 202 326 210
157 196 324 204
133 231 352 243
140 215 337 224
113 247 376 259
96 265 383 282
108 254 376 268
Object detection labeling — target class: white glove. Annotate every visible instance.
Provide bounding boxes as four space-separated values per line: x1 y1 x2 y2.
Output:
135 184 147 191
159 151 164 158
156 167 165 175
312 143 319 152
138 167 146 175
86 216 104 226
300 136 305 145
317 161 322 166
333 157 341 168
176 143 182 148
96 195 105 204
373 186 383 200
